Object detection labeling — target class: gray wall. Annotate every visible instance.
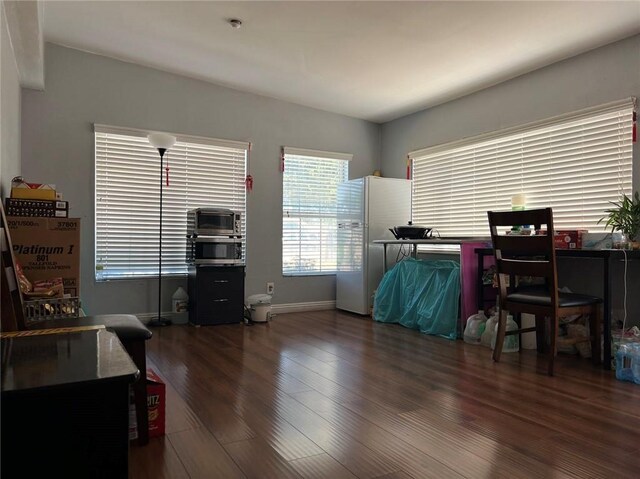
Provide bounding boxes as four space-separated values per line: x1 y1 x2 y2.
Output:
381 34 640 186
381 34 640 323
1 4 21 197
18 36 640 319
21 43 380 315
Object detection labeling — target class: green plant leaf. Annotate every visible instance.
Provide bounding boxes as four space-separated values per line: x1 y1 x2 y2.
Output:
598 191 640 240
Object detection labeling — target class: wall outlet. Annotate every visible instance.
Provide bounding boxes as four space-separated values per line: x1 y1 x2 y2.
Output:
266 282 275 295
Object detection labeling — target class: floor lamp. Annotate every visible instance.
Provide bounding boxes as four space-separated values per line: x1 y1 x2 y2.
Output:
147 132 177 327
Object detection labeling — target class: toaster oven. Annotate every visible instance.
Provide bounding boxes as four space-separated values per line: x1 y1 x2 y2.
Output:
187 208 241 237
186 237 243 265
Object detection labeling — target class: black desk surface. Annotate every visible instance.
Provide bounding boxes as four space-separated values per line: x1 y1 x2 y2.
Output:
1 329 139 394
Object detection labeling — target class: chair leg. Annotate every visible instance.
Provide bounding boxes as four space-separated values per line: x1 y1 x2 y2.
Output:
591 305 602 366
535 315 546 353
125 340 149 446
492 308 508 362
548 312 559 376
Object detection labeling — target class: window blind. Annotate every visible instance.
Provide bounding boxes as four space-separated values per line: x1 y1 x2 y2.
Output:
95 125 247 280
410 99 635 237
282 147 350 275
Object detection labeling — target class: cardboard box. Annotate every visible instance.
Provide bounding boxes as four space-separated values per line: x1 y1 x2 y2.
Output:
11 182 56 200
582 233 613 250
146 369 166 438
7 217 80 297
536 229 587 249
554 230 588 249
5 198 69 218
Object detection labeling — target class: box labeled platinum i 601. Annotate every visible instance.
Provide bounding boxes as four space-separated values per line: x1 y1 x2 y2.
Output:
7 217 80 296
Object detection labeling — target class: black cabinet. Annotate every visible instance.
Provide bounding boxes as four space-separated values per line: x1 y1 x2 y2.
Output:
188 265 245 325
1 330 137 478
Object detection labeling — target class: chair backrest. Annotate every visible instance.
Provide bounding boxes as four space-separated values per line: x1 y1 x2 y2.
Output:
487 208 559 309
1 202 26 331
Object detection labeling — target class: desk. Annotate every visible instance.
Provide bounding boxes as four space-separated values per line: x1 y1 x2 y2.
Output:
1 329 138 478
374 238 490 273
475 247 640 370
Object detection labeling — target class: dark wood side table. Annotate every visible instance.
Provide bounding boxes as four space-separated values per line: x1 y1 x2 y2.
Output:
1 328 139 478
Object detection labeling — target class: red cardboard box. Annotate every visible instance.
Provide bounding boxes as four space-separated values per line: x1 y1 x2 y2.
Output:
536 229 588 249
554 230 587 249
147 369 166 438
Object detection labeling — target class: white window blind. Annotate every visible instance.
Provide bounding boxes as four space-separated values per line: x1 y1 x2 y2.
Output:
282 147 351 275
95 125 247 280
411 99 635 237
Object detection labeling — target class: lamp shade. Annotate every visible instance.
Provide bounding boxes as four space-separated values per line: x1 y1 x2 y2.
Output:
147 133 176 150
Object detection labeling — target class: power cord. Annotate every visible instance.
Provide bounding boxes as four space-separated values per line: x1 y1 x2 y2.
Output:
395 244 412 263
621 249 628 336
243 304 254 326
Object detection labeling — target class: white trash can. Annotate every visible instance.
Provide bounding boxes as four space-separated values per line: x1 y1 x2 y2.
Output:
246 294 272 322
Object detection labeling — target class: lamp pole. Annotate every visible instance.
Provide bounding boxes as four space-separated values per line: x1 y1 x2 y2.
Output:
147 133 176 327
157 147 167 326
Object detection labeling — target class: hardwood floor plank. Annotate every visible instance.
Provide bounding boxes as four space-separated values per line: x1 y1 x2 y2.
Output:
148 344 257 444
203 372 325 461
130 311 640 478
399 408 575 479
160 330 327 461
289 453 359 479
373 472 416 479
129 436 190 479
188 343 400 477
290 316 637 454
290 390 464 479
223 437 304 479
168 426 246 479
522 433 640 479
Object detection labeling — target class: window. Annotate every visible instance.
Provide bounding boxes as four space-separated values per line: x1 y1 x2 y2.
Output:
282 147 351 275
411 98 635 237
95 125 247 280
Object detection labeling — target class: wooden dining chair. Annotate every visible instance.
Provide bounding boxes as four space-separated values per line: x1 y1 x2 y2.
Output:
487 208 602 375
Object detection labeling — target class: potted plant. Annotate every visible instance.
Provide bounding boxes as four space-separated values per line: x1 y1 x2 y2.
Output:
599 191 640 249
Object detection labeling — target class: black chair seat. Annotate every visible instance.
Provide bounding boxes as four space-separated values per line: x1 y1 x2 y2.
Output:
31 314 152 342
507 289 602 308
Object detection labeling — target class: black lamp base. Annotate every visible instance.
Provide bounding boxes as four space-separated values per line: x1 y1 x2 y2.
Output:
147 316 173 327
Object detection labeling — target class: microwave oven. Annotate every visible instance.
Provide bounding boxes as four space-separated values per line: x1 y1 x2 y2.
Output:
187 237 243 265
187 208 241 237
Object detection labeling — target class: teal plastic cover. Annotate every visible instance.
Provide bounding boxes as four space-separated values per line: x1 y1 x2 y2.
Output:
373 258 460 340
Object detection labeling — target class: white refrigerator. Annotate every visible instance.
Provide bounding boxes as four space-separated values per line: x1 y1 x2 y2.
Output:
336 176 412 314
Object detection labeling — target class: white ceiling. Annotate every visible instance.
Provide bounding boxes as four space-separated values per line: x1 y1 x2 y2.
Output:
42 1 640 123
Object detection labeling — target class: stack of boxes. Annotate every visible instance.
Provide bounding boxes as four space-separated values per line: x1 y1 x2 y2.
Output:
5 178 80 299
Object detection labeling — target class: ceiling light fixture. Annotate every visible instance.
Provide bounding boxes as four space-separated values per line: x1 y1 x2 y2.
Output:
228 18 243 29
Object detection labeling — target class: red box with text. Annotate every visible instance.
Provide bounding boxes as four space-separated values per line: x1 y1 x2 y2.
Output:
553 230 587 249
146 369 166 438
535 229 587 249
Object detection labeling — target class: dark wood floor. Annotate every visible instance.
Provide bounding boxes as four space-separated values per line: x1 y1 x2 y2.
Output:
130 310 640 479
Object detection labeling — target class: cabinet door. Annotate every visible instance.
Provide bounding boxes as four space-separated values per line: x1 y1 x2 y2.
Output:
192 267 244 325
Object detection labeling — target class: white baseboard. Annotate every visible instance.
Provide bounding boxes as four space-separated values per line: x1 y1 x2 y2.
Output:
135 302 335 324
271 300 336 315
